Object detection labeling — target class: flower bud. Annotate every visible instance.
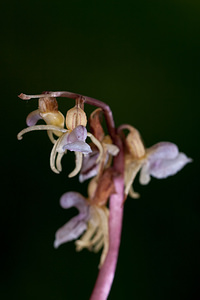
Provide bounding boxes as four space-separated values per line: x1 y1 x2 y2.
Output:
126 128 145 159
66 105 87 130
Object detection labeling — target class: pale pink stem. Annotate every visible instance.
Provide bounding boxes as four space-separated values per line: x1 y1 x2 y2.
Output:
90 175 124 300
90 132 124 300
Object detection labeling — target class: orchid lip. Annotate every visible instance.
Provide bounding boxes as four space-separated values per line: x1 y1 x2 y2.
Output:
63 141 92 154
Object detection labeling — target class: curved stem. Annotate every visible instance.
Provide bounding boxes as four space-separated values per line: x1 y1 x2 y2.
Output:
19 91 116 140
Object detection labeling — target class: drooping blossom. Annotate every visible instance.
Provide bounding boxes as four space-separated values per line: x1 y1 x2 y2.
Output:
121 125 192 198
54 189 110 268
26 95 65 142
17 95 103 177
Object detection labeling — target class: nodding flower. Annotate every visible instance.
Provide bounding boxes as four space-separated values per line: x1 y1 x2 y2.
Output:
120 125 192 198
54 190 109 268
54 161 116 268
26 96 65 142
17 97 104 178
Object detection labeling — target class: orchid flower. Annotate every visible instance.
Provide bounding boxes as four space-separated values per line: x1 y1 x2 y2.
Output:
54 191 109 268
18 91 192 300
25 95 65 142
121 125 192 198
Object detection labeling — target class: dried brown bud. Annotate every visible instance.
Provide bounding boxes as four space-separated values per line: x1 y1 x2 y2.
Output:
89 108 105 141
91 168 116 206
39 97 58 113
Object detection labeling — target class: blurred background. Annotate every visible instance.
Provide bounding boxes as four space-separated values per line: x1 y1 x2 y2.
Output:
1 0 199 299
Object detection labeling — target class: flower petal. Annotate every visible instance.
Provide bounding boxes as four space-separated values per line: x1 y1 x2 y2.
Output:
63 141 92 154
56 126 91 154
68 125 87 142
139 161 151 185
106 143 119 156
17 125 67 140
54 192 90 248
79 151 100 182
26 109 42 126
140 142 192 184
54 218 87 248
146 142 179 160
68 152 83 178
149 152 192 179
124 161 142 196
60 191 88 213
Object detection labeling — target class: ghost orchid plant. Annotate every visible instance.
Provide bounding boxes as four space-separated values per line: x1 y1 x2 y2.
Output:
17 91 192 300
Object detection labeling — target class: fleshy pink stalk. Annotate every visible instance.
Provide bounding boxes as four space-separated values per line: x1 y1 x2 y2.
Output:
90 175 124 300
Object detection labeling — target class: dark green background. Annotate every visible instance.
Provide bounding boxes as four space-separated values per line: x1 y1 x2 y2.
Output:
1 1 199 299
